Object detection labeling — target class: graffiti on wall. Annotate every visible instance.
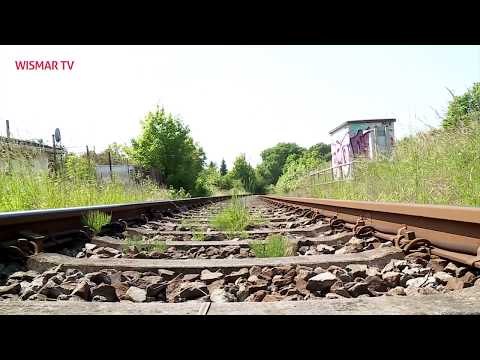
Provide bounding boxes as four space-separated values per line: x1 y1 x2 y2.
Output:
331 128 373 166
350 129 373 156
331 132 351 168
331 127 374 178
330 122 395 180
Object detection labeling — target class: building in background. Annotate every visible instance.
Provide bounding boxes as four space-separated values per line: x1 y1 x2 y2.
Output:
95 164 136 183
0 135 65 172
329 119 395 179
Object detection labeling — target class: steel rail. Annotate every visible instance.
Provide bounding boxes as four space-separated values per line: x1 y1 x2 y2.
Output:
261 195 480 268
0 195 243 242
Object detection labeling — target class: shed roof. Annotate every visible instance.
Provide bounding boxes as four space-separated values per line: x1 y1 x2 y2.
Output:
0 136 65 154
329 118 396 135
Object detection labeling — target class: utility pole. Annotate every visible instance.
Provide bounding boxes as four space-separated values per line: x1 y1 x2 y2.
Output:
6 120 10 138
126 158 130 183
86 145 90 166
108 150 113 181
52 134 57 172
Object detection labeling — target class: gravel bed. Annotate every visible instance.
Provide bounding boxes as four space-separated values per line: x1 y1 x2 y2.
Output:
2 252 479 303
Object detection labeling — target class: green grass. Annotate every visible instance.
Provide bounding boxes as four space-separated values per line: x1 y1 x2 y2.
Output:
180 219 206 241
123 235 167 253
249 234 292 258
0 148 174 212
192 231 206 241
82 211 112 233
275 122 480 207
210 196 265 238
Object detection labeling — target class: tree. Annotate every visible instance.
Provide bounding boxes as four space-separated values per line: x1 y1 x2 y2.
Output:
131 106 206 193
443 82 480 128
276 148 331 194
194 163 221 196
307 143 331 162
94 143 130 165
219 159 227 176
257 143 305 185
230 154 257 193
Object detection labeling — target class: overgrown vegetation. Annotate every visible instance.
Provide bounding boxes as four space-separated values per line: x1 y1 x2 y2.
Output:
180 219 206 240
275 84 480 207
92 142 131 165
249 234 292 258
0 148 179 212
123 235 167 253
210 195 263 238
302 123 480 206
82 211 111 233
443 82 480 129
275 145 331 194
131 106 206 195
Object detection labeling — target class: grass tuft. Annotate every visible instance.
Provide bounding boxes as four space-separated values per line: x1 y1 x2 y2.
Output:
82 211 111 233
123 235 167 253
210 196 265 239
249 234 292 258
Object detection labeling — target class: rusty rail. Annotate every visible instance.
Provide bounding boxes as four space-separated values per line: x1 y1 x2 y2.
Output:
261 195 480 268
0 195 244 254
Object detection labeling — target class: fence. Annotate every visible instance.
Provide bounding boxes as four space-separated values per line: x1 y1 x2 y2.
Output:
306 161 358 186
95 164 135 183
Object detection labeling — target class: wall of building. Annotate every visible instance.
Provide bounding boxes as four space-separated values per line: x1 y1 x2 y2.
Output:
330 120 395 179
0 151 51 173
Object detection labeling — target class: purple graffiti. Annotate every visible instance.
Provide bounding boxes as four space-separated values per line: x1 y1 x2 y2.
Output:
331 129 373 168
350 129 373 156
331 133 351 167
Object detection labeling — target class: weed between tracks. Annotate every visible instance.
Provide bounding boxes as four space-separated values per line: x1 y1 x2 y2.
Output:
249 234 292 258
210 196 265 239
180 219 206 241
82 211 112 233
123 235 167 253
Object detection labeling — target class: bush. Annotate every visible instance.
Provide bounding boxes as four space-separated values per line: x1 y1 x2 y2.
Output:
275 148 330 194
443 83 480 128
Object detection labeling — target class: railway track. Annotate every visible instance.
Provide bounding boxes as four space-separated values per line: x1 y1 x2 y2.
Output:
1 195 480 315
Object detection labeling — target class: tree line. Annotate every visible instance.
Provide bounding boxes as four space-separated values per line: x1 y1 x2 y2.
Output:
91 105 331 197
65 82 480 197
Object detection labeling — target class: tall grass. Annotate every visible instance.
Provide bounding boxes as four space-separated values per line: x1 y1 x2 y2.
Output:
0 146 175 212
210 195 264 237
249 234 292 258
82 211 112 233
276 122 480 207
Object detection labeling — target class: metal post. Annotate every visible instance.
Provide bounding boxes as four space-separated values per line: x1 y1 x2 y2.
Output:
126 158 130 183
108 151 113 181
6 120 10 138
86 145 92 177
52 134 56 172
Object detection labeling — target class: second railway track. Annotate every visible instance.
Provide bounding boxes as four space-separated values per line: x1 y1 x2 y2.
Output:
1 195 480 315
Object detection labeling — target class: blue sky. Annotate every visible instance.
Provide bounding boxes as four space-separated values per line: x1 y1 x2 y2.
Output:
0 45 478 167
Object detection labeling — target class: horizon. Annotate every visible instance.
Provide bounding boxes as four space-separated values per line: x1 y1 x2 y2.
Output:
1 45 478 168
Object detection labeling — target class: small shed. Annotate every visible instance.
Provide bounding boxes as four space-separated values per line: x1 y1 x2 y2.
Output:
329 119 395 179
0 136 65 172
